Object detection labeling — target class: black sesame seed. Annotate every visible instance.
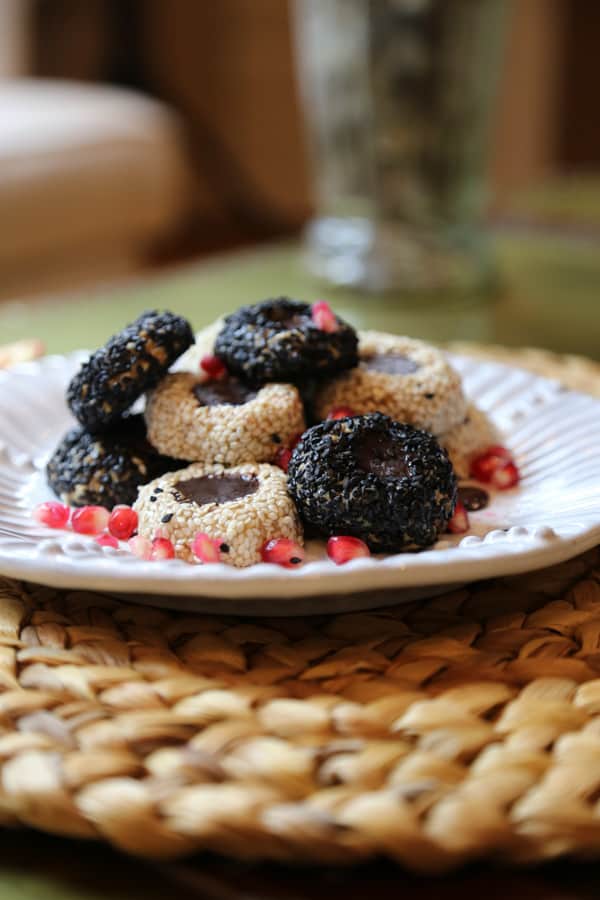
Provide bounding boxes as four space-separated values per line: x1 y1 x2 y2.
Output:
161 513 173 523
425 393 435 399
290 557 302 564
220 543 230 553
154 487 163 494
150 496 157 502
271 433 282 444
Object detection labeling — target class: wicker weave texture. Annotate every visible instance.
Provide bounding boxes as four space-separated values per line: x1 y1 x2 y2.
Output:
0 344 598 870
0 550 597 869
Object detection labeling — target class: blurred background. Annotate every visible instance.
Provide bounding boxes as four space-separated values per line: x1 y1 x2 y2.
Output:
1 0 599 356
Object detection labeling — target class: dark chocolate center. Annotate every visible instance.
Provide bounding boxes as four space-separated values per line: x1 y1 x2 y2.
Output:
263 304 309 329
363 353 419 375
173 474 259 506
356 432 408 479
193 379 256 407
458 485 489 511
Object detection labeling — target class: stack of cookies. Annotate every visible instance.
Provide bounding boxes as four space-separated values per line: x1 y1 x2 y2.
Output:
46 299 501 567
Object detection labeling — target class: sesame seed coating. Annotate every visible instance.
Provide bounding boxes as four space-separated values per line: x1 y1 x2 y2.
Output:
134 463 303 567
439 404 499 478
288 412 457 553
46 415 184 508
214 298 358 386
145 373 306 465
313 331 467 435
67 310 194 432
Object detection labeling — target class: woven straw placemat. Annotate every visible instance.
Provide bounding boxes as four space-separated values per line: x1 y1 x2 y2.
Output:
0 345 599 871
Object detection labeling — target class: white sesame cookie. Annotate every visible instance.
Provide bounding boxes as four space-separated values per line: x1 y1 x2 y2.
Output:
314 331 467 435
134 462 303 567
145 372 305 465
439 404 499 478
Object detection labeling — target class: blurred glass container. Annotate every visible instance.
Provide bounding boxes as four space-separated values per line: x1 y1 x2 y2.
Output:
293 0 510 294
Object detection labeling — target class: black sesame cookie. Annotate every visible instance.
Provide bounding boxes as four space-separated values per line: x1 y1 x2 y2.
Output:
67 310 194 431
213 298 358 386
46 415 184 508
314 331 467 435
145 372 305 464
288 412 457 552
134 462 303 567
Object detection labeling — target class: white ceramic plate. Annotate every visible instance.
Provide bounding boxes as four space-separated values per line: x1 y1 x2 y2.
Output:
0 351 598 615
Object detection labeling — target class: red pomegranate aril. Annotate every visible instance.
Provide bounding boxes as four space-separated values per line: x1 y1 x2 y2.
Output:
327 535 371 565
150 537 175 560
128 535 152 560
483 445 512 461
470 456 498 482
192 532 222 563
489 460 520 490
95 533 119 549
446 501 470 534
200 354 227 379
108 505 138 540
71 505 110 535
470 445 513 483
327 405 356 421
261 538 305 568
33 501 70 529
311 300 338 333
274 446 293 472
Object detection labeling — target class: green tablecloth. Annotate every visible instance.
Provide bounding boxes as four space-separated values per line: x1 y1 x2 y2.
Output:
0 236 598 359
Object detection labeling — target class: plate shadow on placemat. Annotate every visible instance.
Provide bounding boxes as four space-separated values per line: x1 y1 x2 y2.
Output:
3 829 600 900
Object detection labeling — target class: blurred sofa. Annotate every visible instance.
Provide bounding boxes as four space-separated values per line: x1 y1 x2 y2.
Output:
0 0 196 299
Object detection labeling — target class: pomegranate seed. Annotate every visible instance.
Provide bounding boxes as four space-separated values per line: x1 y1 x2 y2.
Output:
274 446 293 472
95 533 119 549
489 460 520 490
484 445 512 461
261 538 305 568
327 405 356 421
150 537 175 560
326 535 371 565
128 535 152 560
108 505 138 540
191 532 222 563
470 445 520 489
470 446 512 482
311 300 338 333
200 354 227 379
446 501 470 534
33 501 70 529
71 505 109 535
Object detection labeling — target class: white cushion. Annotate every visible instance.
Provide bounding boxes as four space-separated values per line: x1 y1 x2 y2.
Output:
0 79 194 267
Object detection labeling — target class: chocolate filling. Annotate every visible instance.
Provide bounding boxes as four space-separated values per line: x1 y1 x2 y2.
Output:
362 353 419 375
193 379 256 407
356 432 408 479
458 485 489 511
173 474 259 506
267 306 307 329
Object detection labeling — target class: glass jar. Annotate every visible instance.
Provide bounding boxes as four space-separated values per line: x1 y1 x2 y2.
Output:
293 0 510 294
